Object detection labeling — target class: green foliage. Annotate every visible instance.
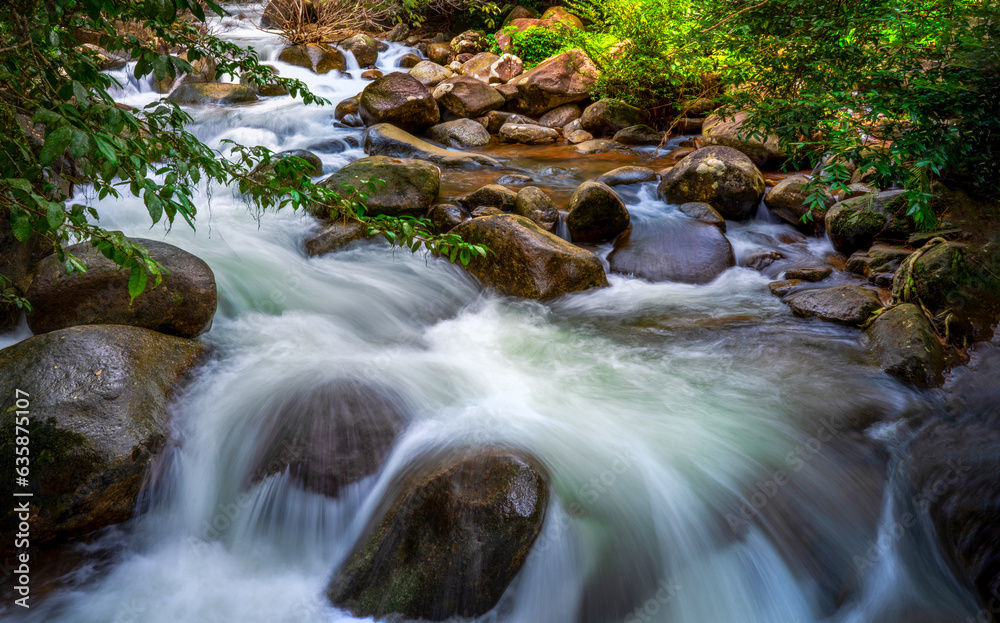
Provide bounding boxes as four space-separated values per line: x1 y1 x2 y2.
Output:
505 25 572 67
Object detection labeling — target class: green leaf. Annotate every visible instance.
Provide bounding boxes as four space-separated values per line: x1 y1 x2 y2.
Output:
9 206 32 242
46 202 64 230
69 130 91 158
128 264 148 302
145 192 164 223
4 178 32 193
72 81 90 108
93 135 118 165
39 127 73 167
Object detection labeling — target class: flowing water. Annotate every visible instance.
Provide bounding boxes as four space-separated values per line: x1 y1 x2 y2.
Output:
1 6 992 622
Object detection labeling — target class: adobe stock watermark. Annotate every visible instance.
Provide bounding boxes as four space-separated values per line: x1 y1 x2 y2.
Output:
623 577 682 623
10 388 33 609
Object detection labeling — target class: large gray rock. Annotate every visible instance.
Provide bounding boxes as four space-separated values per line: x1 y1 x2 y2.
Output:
866 303 945 387
359 72 440 131
363 123 499 167
580 99 644 137
277 43 346 74
785 285 882 326
0 325 205 554
566 181 630 243
327 447 549 620
433 76 506 118
498 122 559 144
657 146 765 220
764 175 826 233
510 49 600 116
319 156 440 218
27 239 217 338
341 33 379 67
608 218 735 284
514 186 559 232
167 83 258 106
824 191 914 254
408 60 453 86
425 118 491 148
451 214 608 299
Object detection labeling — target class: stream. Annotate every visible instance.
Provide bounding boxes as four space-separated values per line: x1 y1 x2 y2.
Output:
1 5 992 623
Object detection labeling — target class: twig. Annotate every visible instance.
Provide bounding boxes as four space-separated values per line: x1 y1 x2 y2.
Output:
699 0 771 34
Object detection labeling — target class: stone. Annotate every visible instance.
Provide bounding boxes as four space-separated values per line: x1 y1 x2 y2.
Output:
167 83 258 106
408 60 454 87
387 22 410 42
845 244 913 278
471 206 505 217
764 175 826 233
494 82 518 100
824 191 915 254
451 30 486 55
254 149 323 178
682 97 718 117
677 201 726 232
460 52 501 82
240 63 289 97
613 124 663 146
335 96 359 121
702 111 786 168
490 54 524 82
457 184 518 213
27 239 217 338
784 267 833 282
596 166 658 187
657 146 765 220
433 76 506 118
0 325 205 553
81 44 127 71
327 448 548 620
510 49 600 116
514 186 560 232
483 110 535 134
498 122 559 144
427 204 469 233
319 156 440 218
567 129 593 144
428 42 453 66
397 53 422 69
359 72 440 131
341 33 379 67
608 218 736 284
538 103 582 128
541 6 584 28
451 214 609 299
745 250 785 271
363 123 499 167
769 279 804 297
305 219 370 256
867 303 945 387
497 173 533 185
566 181 630 243
580 99 644 137
361 70 383 81
784 285 883 326
575 139 630 154
425 118 491 148
277 43 346 74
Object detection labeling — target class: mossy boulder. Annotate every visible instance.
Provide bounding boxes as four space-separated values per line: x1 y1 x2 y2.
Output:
166 83 258 106
514 186 559 232
318 156 441 218
27 239 217 338
866 303 946 387
457 184 518 213
451 214 609 299
657 146 765 220
566 181 630 243
327 447 549 620
824 190 914 254
0 325 205 555
341 33 379 67
784 284 883 326
359 72 440 131
580 99 644 137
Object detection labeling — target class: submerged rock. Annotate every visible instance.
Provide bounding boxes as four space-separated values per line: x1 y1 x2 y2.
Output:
784 285 882 326
318 156 440 218
0 325 205 554
363 123 499 167
27 239 217 338
677 201 726 232
327 447 549 620
566 181 630 243
866 303 945 387
451 214 608 299
608 218 735 284
167 83 258 106
657 146 765 220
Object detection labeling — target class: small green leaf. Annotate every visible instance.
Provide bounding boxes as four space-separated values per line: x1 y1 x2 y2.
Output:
69 130 91 158
39 127 74 167
46 202 64 230
9 206 32 242
128 264 148 302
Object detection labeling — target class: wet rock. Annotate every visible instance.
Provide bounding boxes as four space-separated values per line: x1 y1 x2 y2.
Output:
482 110 536 134
580 99 644 137
363 123 499 167
261 0 316 29
305 219 370 256
387 22 410 42
460 52 501 82
471 206 505 217
359 72 440 131
408 60 454 87
764 175 826 233
514 186 560 232
596 166 658 187
746 250 786 271
542 6 584 28
769 278 803 297
397 53 422 69
657 146 765 220
567 129 594 144
335 96 359 121
784 285 882 326
457 184 518 213
491 54 523 82
497 173 533 185
498 122 559 144
341 33 379 67
451 30 486 55
575 139 631 154
319 156 440 218
702 111 786 168
510 49 600 116
538 103 582 128
27 239 217 338
784 267 832 282
567 181 630 243
240 63 289 97
866 303 945 387
250 380 408 497
678 201 726 232
361 70 383 81
891 239 1000 344
167 83 258 106
613 124 663 146
846 244 913 278
0 325 205 553
433 76 506 118
451 214 608 299
254 149 323 178
608 218 736 284
327 447 548 620
426 42 451 66
427 204 469 233
277 43 346 74
425 118 491 148
824 190 914 254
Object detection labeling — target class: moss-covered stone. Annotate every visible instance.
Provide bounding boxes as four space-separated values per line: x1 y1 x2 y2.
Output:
866 303 945 387
657 146 765 220
823 190 915 254
566 180 630 243
785 284 883 326
318 156 441 218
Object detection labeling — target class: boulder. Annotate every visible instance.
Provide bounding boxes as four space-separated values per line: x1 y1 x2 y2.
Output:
613 124 663 146
514 186 559 232
657 146 765 220
361 69 383 81
0 325 205 554
784 285 882 326
335 96 359 121
566 181 630 243
682 97 719 117
249 380 409 496
428 42 453 66
567 129 593 144
433 76 506 118
408 60 454 86
580 99 644 137
503 6 538 26
596 166 658 187
510 49 600 116
451 30 486 55
703 111 786 168
764 175 826 233
482 110 535 134
575 138 631 154
866 304 945 387
425 118 491 148
277 43 346 74
538 103 582 128
341 33 379 67
451 214 608 299
318 156 440 218
359 72 440 131
327 447 548 620
387 23 410 42
769 279 803 297
167 83 258 106
27 239 217 338
260 0 316 29
460 52 501 83
784 267 832 282
542 6 584 28
494 82 519 100
824 191 914 254
305 219 370 256
363 123 499 167
427 204 469 233
846 244 913 279
608 218 735 284
498 122 559 144
745 250 786 271
397 53 422 69
493 18 558 54
677 201 726 232
491 54 524 82
457 184 518 213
